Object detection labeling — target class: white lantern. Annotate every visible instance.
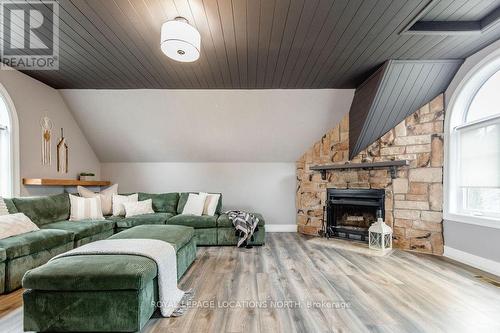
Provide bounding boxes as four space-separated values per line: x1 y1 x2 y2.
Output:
368 215 393 251
161 17 201 62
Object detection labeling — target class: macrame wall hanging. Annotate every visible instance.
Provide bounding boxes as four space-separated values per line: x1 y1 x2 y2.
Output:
56 128 69 173
40 116 53 165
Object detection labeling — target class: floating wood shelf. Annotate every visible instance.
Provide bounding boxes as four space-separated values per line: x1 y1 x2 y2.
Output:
310 160 409 180
23 178 111 187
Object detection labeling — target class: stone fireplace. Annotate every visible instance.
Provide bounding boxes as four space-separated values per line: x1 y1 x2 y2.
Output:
296 95 444 254
326 188 385 241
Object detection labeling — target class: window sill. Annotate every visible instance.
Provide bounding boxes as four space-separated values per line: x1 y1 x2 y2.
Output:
444 212 500 230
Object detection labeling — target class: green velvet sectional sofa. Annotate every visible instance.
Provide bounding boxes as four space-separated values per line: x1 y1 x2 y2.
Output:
0 191 265 294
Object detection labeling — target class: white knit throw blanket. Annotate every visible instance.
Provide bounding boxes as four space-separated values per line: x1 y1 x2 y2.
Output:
50 239 187 317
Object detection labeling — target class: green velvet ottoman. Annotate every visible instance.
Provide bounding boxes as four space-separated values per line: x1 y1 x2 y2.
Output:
0 248 6 294
216 213 266 246
23 225 197 332
109 224 197 279
23 255 158 332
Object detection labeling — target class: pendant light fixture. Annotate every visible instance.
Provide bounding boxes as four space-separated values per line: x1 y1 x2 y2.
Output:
160 17 201 62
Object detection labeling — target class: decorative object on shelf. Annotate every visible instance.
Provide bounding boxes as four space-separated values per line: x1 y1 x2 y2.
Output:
79 173 95 181
56 128 69 173
161 17 201 62
368 210 393 251
40 116 53 166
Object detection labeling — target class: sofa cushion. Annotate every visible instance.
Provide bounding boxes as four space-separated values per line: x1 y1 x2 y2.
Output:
69 194 105 221
109 225 195 251
0 213 41 241
107 213 171 229
0 229 74 259
217 213 265 228
78 184 118 215
138 192 179 214
12 193 70 226
177 192 222 215
203 193 220 216
112 193 138 217
167 214 217 229
41 220 114 241
181 193 208 216
23 254 157 291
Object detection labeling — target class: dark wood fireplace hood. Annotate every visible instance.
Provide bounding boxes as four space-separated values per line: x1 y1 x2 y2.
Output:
310 160 409 180
348 59 462 160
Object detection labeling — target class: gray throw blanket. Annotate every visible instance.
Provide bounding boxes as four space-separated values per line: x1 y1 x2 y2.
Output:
225 210 260 247
50 239 192 317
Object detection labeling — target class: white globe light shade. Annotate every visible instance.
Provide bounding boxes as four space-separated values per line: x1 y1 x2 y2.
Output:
160 18 200 62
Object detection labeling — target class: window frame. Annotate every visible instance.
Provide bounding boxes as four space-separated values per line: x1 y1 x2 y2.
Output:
445 48 500 229
0 83 20 197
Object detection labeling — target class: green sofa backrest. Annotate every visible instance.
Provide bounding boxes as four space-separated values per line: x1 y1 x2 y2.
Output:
137 192 179 214
12 193 70 226
176 192 223 215
2 198 18 214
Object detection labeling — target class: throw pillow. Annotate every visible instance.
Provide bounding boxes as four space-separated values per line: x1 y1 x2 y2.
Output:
78 184 118 215
122 199 154 218
112 193 139 216
203 193 221 216
0 213 40 240
0 197 9 216
69 194 105 221
182 192 208 216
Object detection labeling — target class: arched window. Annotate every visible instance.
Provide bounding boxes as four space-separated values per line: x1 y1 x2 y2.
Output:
447 55 500 224
0 84 19 198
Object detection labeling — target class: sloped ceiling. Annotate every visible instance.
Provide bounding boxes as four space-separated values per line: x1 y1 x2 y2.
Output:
60 89 354 162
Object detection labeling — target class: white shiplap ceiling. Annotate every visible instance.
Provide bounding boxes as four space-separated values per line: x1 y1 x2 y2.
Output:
60 89 354 162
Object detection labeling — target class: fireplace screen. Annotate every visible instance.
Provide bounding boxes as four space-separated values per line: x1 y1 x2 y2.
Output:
326 189 385 241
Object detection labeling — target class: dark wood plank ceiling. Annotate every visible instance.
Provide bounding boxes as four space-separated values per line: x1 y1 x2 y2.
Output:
3 0 500 89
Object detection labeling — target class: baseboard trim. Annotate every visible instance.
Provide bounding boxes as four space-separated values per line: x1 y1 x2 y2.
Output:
444 246 500 277
266 224 297 232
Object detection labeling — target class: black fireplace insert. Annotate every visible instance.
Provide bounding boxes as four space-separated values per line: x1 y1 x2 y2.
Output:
325 188 385 241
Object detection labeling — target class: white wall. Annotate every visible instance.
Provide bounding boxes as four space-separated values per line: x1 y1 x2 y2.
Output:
61 89 354 162
444 39 500 272
62 89 353 227
102 162 296 226
85 89 353 227
0 68 100 196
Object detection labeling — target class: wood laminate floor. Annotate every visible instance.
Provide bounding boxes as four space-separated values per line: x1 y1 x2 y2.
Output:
1 233 500 333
